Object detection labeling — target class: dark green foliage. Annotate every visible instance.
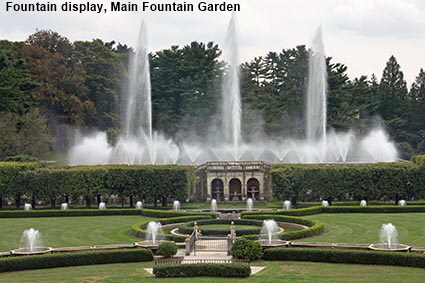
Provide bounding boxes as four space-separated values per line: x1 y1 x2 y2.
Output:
0 164 196 207
4 155 38 162
271 162 425 203
0 110 53 159
322 205 425 213
0 46 38 114
231 238 262 260
153 263 251 278
263 248 425 269
0 249 153 273
178 219 263 236
241 206 322 217
140 208 215 218
157 241 178 258
0 209 143 218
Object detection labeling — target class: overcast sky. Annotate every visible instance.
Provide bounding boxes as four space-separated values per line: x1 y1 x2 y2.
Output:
1 0 425 84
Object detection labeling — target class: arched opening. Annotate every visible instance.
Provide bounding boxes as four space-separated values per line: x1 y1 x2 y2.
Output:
211 178 224 201
247 178 260 201
229 178 242 201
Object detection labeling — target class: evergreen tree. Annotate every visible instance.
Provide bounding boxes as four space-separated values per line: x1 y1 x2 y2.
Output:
377 56 410 143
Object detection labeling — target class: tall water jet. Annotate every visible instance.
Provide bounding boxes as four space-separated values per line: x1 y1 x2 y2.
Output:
21 228 42 252
247 198 253 212
24 203 32 211
136 201 143 209
173 200 181 211
222 12 242 160
98 202 106 209
283 200 292 210
61 203 68 210
260 220 279 245
211 199 217 212
380 223 398 249
360 200 367 207
398 200 406 206
306 27 327 143
146 222 164 245
126 21 152 140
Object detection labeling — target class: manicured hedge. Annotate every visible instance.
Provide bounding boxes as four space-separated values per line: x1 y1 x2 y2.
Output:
263 248 425 269
140 208 216 219
131 215 214 242
0 209 144 218
241 206 322 218
0 163 196 208
242 214 324 241
0 249 153 273
271 161 425 203
153 263 251 278
322 205 425 213
178 219 263 236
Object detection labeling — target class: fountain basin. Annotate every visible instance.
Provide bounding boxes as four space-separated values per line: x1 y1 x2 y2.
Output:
368 244 411 252
257 239 290 248
10 247 53 255
133 240 168 248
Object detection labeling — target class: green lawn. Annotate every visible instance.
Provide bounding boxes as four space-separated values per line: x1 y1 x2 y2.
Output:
301 213 425 246
1 261 425 282
0 216 154 251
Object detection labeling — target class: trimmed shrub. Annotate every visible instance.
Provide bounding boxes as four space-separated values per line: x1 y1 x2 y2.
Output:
271 162 425 203
140 208 216 219
0 249 153 273
263 248 425 269
0 209 143 218
153 263 251 278
4 155 38 162
322 206 425 213
231 238 262 260
157 241 178 257
241 206 322 217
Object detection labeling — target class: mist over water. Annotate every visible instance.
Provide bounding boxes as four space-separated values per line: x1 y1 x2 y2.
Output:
68 17 398 166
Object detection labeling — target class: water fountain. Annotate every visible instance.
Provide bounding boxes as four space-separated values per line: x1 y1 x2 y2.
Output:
136 201 143 209
398 200 406 206
321 200 329 207
61 203 68 210
283 200 292 210
247 198 253 212
98 202 106 209
68 17 398 166
369 223 410 251
211 199 217 212
173 200 181 211
24 203 32 211
11 228 53 255
360 200 367 207
258 219 289 247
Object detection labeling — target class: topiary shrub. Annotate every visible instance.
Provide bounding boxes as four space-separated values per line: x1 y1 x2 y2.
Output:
157 241 178 258
153 263 251 278
231 238 262 260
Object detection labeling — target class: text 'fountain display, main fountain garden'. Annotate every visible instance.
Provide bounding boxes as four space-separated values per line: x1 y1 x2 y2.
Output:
68 14 398 166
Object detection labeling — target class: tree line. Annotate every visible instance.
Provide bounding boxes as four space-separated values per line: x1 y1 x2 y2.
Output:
1 30 425 159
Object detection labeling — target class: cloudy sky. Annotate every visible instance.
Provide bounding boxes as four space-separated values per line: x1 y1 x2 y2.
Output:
1 0 425 84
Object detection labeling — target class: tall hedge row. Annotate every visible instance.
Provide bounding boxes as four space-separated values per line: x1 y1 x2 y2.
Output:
0 164 195 208
272 161 425 203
